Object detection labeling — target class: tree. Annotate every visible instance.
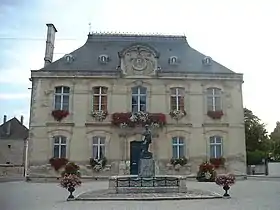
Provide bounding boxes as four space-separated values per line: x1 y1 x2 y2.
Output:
244 108 269 152
269 122 280 160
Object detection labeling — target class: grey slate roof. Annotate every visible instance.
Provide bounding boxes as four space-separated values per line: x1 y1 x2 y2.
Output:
40 33 235 74
0 118 28 140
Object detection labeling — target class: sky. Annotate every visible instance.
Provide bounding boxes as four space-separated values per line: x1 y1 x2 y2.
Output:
0 0 279 133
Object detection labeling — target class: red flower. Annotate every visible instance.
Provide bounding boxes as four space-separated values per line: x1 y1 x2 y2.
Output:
199 162 215 172
49 158 68 171
207 110 223 119
52 110 69 121
210 157 225 168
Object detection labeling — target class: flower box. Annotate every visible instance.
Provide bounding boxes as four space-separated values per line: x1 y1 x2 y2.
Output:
210 157 225 168
51 110 69 121
111 112 166 128
49 157 69 171
91 110 108 121
207 110 223 119
169 110 186 120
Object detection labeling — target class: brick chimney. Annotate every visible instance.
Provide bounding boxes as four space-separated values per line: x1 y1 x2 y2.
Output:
44 23 57 67
20 115 24 124
3 115 7 124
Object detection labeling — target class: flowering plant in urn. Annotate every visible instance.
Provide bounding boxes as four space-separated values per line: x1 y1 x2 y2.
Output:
170 110 186 120
60 174 81 200
91 110 108 121
215 174 236 197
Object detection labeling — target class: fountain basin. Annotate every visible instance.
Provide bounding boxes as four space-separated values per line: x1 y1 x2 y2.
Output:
108 175 187 194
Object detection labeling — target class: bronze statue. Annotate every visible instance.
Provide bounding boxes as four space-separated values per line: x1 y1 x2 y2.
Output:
141 125 152 158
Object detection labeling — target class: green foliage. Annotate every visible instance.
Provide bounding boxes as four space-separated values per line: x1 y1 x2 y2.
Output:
244 108 268 152
61 162 81 177
269 122 280 160
170 157 188 166
246 150 266 165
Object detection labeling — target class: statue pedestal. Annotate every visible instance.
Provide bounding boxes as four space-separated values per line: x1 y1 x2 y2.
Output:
138 158 155 178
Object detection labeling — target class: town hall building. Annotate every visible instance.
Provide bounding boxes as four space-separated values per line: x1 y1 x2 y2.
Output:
27 23 246 177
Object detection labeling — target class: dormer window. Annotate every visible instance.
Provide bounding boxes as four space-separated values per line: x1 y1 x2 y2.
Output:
99 55 109 64
202 56 212 66
64 54 74 63
169 56 178 65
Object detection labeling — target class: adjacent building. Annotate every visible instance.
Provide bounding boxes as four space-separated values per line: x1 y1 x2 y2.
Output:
28 23 246 177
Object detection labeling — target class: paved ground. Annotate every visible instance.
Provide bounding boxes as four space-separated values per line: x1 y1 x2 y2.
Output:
1 180 280 210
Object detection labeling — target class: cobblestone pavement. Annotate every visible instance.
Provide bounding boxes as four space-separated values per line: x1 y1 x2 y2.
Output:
1 180 280 210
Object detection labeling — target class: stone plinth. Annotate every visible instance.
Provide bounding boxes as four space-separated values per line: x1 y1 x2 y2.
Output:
139 158 155 178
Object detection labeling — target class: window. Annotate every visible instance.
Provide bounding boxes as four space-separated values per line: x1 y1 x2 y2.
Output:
207 88 222 111
169 56 178 65
92 136 105 160
170 88 184 111
131 86 147 112
99 55 109 64
93 87 108 111
53 136 67 158
172 137 185 158
210 136 223 158
54 86 70 111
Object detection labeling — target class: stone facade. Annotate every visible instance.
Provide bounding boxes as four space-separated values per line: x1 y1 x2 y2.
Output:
27 25 246 177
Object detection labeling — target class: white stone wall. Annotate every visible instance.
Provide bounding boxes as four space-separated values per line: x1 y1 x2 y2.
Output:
28 72 246 176
0 139 25 165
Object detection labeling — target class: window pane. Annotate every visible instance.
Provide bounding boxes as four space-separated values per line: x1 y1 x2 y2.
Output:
216 145 222 158
100 137 105 144
55 86 62 93
93 87 100 94
60 145 66 158
210 136 215 144
93 146 98 159
214 97 221 111
93 137 99 144
179 137 184 144
140 96 146 105
210 145 215 158
172 137 178 145
61 137 66 144
179 145 184 158
54 145 59 158
93 95 100 105
101 87 108 94
214 88 221 95
101 96 107 106
131 87 138 94
207 96 213 111
178 88 184 95
170 96 177 110
132 105 138 113
131 95 138 105
178 96 184 110
172 146 178 158
215 136 222 144
54 137 59 144
54 95 61 110
140 105 146 112
140 87 146 94
62 96 69 110
63 87 70 94
100 146 105 159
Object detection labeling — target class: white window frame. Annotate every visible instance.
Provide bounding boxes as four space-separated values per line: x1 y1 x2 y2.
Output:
92 136 105 160
172 136 185 159
93 87 107 111
131 86 147 112
170 88 184 111
207 88 222 111
53 136 67 158
209 136 223 158
54 86 70 110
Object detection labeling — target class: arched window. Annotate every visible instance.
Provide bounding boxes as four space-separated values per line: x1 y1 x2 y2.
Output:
93 86 108 111
54 86 70 111
207 88 222 111
172 136 185 158
209 136 223 158
170 87 184 111
92 136 105 160
53 136 67 158
131 86 147 112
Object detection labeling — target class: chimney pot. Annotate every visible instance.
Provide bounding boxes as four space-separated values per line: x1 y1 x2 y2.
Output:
3 115 7 124
20 116 24 124
44 23 57 67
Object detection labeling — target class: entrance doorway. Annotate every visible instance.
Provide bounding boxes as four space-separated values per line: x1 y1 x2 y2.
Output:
130 141 142 175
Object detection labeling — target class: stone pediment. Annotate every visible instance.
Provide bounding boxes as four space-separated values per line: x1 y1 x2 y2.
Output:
119 44 159 76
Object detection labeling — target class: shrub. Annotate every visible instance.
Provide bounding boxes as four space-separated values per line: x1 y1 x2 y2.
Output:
61 162 81 177
247 150 266 165
170 157 188 166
